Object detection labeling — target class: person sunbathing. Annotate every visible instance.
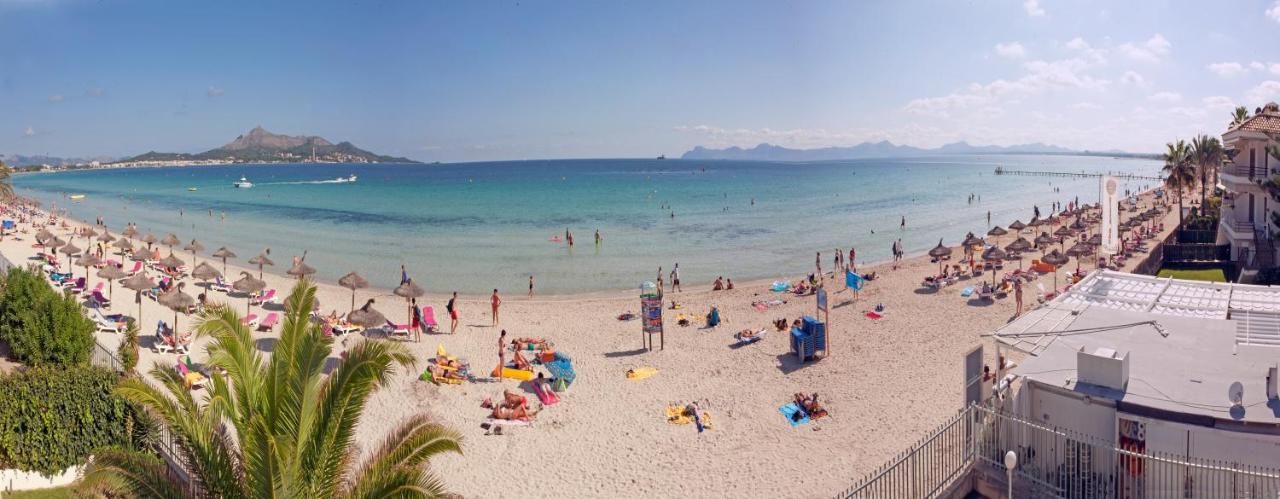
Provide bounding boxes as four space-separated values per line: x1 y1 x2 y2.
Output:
435 355 467 370
774 318 789 332
862 272 878 281
512 350 532 371
726 278 734 290
794 392 828 418
738 328 758 339
430 365 466 382
502 389 528 410
490 404 538 421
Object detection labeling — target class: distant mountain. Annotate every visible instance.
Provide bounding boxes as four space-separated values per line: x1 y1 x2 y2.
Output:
680 141 1124 161
2 154 116 167
118 126 418 164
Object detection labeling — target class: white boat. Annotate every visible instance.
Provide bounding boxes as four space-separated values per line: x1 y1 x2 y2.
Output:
233 176 253 188
333 174 357 183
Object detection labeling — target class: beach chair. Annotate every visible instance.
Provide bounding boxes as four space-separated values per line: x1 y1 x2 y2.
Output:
84 282 104 297
93 312 122 333
385 320 411 340
257 312 279 332
68 277 86 294
241 313 259 329
154 321 175 353
91 289 111 308
422 306 439 333
250 289 277 306
177 357 207 390
126 261 142 275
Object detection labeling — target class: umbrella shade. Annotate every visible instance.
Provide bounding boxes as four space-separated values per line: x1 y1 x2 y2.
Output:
97 265 128 281
1087 234 1102 245
287 260 316 279
1005 237 1032 253
1007 220 1027 231
61 242 83 256
158 253 186 269
141 233 158 246
348 299 389 328
36 228 54 242
961 232 985 248
121 272 156 292
987 226 1008 237
1054 226 1074 237
211 247 237 259
76 254 103 268
1035 232 1056 248
1028 216 1042 227
45 236 66 249
122 226 138 238
1042 249 1070 266
394 281 425 299
1066 243 1093 257
184 239 205 254
190 262 222 281
1070 218 1087 231
158 283 196 312
112 238 134 251
232 272 266 294
928 239 952 258
982 246 1007 261
249 251 274 278
1047 214 1060 225
339 271 370 312
97 231 116 243
160 233 181 248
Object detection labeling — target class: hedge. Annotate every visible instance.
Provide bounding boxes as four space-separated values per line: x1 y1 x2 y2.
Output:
0 365 134 475
0 267 95 366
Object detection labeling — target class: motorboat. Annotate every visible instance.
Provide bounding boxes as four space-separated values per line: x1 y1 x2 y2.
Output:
233 176 253 188
333 174 357 183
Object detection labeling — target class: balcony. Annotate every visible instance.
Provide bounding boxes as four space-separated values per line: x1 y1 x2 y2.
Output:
1219 164 1269 192
1220 215 1257 243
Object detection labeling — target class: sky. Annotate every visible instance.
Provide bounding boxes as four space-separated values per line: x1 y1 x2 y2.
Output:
2 0 1280 162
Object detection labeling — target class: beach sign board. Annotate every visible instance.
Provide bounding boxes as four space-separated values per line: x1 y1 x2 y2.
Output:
1100 176 1120 255
816 287 828 313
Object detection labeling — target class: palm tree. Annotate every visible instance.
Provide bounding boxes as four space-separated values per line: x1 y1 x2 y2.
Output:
0 160 13 201
1190 134 1225 211
1231 106 1250 127
1163 140 1195 227
83 279 462 498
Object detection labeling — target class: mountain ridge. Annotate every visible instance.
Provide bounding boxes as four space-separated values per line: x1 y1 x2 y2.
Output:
680 141 1142 161
116 127 418 164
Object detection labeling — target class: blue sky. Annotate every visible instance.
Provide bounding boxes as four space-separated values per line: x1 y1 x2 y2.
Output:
3 0 1280 162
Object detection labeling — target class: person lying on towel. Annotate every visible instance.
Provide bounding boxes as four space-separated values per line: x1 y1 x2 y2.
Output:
794 392 829 419
511 350 532 371
430 364 466 382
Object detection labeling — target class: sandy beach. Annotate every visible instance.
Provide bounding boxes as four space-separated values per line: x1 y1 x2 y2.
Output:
0 191 1176 498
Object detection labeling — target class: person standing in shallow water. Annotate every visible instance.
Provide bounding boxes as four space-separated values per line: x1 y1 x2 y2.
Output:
447 291 459 334
528 275 534 298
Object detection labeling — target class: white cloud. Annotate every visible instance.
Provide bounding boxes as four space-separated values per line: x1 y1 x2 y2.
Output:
1120 70 1148 88
22 126 35 137
1023 0 1045 17
1268 1 1280 22
904 57 1108 116
1271 63 1280 75
1117 34 1171 63
1207 62 1246 77
1202 96 1235 110
1147 91 1182 103
994 42 1027 59
1065 37 1088 51
1072 102 1103 110
1251 61 1267 71
47 94 63 103
86 88 104 97
1247 80 1280 104
206 86 225 97
1063 37 1107 64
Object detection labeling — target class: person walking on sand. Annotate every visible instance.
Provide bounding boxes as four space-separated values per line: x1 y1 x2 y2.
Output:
1014 278 1024 317
528 275 534 298
849 247 857 273
491 288 501 327
411 297 424 341
595 229 601 246
815 251 822 279
670 263 682 292
901 215 906 229
497 329 507 381
657 266 664 295
834 248 842 273
447 291 459 334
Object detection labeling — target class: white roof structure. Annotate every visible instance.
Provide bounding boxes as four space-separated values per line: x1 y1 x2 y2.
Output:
996 270 1280 425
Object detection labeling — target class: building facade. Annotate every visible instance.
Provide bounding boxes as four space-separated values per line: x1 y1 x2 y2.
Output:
1220 102 1280 277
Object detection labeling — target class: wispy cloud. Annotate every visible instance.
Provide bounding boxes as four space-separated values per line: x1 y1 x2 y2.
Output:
1247 81 1280 104
1064 37 1107 64
47 94 63 103
904 57 1108 116
1207 62 1247 77
1023 0 1045 17
22 126 36 138
206 86 225 97
994 42 1026 59
1147 91 1182 103
1120 70 1148 88
1268 1 1280 22
86 87 105 97
1116 34 1170 63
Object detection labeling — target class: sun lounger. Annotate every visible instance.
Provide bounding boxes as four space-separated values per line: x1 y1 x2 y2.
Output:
421 306 439 333
250 289 276 305
241 313 259 328
385 320 411 339
332 322 361 336
91 290 111 308
94 312 123 333
85 282 104 297
126 261 142 275
257 312 279 332
210 276 231 293
177 357 207 390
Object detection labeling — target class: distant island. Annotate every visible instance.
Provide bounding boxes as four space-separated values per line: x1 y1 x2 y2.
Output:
110 126 419 167
680 141 1158 161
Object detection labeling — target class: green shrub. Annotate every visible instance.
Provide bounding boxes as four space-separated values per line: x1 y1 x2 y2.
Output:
8 289 94 367
0 266 94 366
0 365 131 475
118 319 139 373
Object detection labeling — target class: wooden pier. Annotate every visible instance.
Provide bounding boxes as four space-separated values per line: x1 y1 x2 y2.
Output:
993 166 1162 181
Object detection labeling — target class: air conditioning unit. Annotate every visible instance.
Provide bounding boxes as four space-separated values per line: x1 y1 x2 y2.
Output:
1268 364 1278 401
1077 346 1129 392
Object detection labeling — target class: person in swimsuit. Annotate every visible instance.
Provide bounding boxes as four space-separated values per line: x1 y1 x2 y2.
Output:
491 288 501 327
528 275 534 298
670 263 681 292
447 292 459 334
498 329 506 378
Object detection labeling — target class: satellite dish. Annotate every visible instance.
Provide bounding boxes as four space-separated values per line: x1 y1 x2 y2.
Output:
1229 381 1245 406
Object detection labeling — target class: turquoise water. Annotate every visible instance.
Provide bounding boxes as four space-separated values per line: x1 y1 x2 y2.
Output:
13 156 1161 293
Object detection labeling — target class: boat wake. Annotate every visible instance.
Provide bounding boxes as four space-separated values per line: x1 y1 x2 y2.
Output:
262 178 356 185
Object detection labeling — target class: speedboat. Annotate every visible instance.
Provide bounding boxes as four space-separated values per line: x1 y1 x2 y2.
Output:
68 194 85 201
233 176 253 188
333 174 357 183
187 187 198 192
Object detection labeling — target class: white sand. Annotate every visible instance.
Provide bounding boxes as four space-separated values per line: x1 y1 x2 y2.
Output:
0 191 1176 498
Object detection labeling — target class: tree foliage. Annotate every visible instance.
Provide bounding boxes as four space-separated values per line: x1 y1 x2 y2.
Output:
0 266 94 366
0 365 134 476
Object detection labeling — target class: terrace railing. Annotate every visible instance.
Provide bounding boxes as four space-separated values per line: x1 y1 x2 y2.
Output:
836 404 1280 498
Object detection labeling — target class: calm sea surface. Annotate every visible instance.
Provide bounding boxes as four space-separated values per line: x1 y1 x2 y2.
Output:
13 155 1161 293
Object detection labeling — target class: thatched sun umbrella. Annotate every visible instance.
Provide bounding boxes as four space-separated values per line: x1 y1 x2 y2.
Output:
1005 237 1032 270
97 231 116 244
1028 216 1043 229
982 245 1007 286
928 239 952 275
122 272 156 327
1034 232 1056 252
1053 226 1074 250
190 262 222 291
1042 249 1070 293
112 237 134 256
1008 220 1027 234
211 247 237 275
1088 233 1102 246
1066 242 1093 272
987 226 1008 243
393 280 425 341
159 253 186 272
248 250 274 279
286 250 316 280
232 271 266 314
348 298 389 329
338 272 369 312
97 264 128 302
77 253 103 291
122 225 138 240
61 242 83 278
36 228 54 243
141 233 158 251
158 282 196 336
184 239 205 268
160 233 181 255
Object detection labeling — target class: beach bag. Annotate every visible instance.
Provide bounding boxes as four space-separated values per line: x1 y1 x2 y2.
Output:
553 378 567 392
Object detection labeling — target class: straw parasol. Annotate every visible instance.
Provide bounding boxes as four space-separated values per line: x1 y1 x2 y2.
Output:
982 245 1007 286
157 282 196 336
160 233 181 255
1066 242 1093 272
987 226 1008 239
211 247 237 274
112 237 134 255
97 264 128 302
141 233 158 251
1008 220 1027 233
1034 232 1056 251
45 236 65 250
393 280 425 341
928 239 952 275
77 254 102 291
1028 216 1043 229
232 271 266 314
1087 233 1102 246
190 262 222 290
121 271 156 326
184 239 205 268
97 231 116 244
36 228 54 243
338 271 369 312
158 253 186 271
1042 249 1070 292
348 298 389 329
61 242 82 277
248 249 274 279
122 225 138 239
286 250 316 280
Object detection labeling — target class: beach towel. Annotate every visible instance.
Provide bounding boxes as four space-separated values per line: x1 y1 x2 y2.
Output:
735 329 766 345
627 367 659 380
665 406 714 429
753 302 769 312
771 281 790 292
779 403 811 427
960 286 975 297
846 271 865 291
485 418 532 427
532 380 560 405
864 311 883 320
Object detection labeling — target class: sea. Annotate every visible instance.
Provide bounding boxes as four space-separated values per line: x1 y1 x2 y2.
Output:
12 155 1162 294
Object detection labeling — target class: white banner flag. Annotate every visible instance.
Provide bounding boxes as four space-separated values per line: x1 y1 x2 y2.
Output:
1100 176 1119 255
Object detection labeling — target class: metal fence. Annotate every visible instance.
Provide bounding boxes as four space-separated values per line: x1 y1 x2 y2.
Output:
88 339 123 372
1162 243 1231 263
836 404 1280 498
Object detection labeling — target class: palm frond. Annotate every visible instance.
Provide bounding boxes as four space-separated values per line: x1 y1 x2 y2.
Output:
80 448 191 499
